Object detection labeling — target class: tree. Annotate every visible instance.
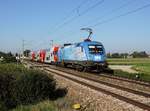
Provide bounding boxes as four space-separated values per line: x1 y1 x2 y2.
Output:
111 53 121 58
131 51 148 58
15 53 18 57
139 51 149 58
23 49 31 57
0 51 16 63
7 52 13 57
120 53 129 58
107 53 111 58
0 51 6 57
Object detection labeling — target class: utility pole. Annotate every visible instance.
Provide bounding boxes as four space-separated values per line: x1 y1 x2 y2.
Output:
50 40 53 47
22 39 25 61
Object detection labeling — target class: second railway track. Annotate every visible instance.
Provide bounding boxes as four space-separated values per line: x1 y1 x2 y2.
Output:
24 61 150 110
43 67 150 110
26 60 150 87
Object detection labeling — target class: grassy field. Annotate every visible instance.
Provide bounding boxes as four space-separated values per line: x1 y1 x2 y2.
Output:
107 58 150 82
107 58 150 74
132 64 150 74
12 101 56 111
107 58 150 65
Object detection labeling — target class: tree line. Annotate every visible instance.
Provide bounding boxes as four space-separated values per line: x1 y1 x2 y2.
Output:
0 51 16 63
0 50 149 60
107 51 149 58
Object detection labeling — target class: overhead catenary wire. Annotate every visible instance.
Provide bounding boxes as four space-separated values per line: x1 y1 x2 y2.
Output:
49 0 91 34
86 3 150 28
50 0 105 35
49 1 150 46
58 0 104 27
59 2 150 41
52 0 136 40
81 0 136 27
56 0 90 25
79 0 104 16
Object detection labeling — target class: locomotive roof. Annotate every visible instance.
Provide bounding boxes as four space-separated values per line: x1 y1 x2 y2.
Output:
61 41 103 49
76 41 103 45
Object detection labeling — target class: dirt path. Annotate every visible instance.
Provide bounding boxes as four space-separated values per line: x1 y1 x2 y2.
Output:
109 65 138 73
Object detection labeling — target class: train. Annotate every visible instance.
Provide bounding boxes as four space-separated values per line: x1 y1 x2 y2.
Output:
30 28 108 72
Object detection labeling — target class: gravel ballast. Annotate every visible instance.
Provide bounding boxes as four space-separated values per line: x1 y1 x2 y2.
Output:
46 71 147 111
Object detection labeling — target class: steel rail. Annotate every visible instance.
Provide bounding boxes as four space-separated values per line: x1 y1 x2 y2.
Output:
45 68 150 111
100 74 150 87
26 60 150 87
29 60 150 87
25 60 150 98
45 66 150 98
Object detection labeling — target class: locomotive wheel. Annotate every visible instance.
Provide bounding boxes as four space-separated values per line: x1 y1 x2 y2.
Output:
76 65 84 72
64 63 68 68
61 61 67 67
83 66 89 72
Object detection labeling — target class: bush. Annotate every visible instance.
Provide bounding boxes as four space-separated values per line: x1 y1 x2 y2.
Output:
0 68 57 109
0 73 17 109
0 101 7 111
15 70 56 105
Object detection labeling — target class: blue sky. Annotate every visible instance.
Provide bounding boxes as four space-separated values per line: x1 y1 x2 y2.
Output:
0 0 150 53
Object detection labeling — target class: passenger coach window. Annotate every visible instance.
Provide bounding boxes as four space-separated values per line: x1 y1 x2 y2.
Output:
88 45 103 54
46 57 49 60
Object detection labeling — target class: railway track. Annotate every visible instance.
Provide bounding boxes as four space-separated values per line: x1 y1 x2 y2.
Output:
100 74 150 87
50 67 149 91
43 67 150 110
24 61 150 110
25 61 150 91
51 67 150 97
25 60 150 93
25 60 150 87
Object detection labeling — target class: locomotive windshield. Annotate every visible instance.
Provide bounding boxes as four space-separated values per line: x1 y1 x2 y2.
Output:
88 45 103 54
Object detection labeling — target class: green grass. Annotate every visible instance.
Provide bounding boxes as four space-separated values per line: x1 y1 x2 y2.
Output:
107 58 150 74
107 58 150 82
0 63 26 74
132 64 150 74
114 70 150 82
11 100 56 111
107 58 150 65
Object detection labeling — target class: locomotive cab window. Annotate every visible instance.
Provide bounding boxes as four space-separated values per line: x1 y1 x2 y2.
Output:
88 45 103 54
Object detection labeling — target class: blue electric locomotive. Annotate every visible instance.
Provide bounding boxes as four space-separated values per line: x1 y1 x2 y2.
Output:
57 39 108 71
57 28 107 71
57 28 108 71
